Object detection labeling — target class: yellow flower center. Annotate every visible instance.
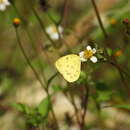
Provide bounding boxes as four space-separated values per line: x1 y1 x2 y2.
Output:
0 0 4 3
84 50 93 59
110 18 117 25
13 18 21 25
51 26 57 33
114 50 123 57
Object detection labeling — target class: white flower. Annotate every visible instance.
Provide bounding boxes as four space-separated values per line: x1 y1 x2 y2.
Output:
46 25 63 40
79 45 98 63
0 0 10 11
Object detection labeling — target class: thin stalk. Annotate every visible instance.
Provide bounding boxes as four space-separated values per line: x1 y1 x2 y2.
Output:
46 15 63 48
11 3 25 23
12 2 50 85
47 72 58 89
68 92 81 126
80 85 89 130
46 9 72 52
32 8 57 47
46 12 58 25
25 29 47 84
60 0 69 26
91 0 108 38
45 89 59 130
91 0 130 95
12 3 59 128
91 0 110 60
15 27 46 89
109 61 130 96
93 98 105 130
59 84 81 127
15 27 59 129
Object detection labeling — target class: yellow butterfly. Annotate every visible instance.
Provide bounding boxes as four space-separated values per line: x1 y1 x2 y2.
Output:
55 54 81 82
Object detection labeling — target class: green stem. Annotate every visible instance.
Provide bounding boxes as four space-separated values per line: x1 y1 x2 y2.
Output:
15 27 46 89
109 61 130 96
46 12 58 25
11 3 26 24
15 27 59 129
11 2 48 85
91 0 108 38
91 0 130 94
47 72 58 89
32 8 57 47
80 85 89 130
46 9 72 52
12 2 59 128
25 29 47 85
91 0 110 59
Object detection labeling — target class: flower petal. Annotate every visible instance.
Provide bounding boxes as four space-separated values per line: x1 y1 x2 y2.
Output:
90 56 97 63
92 48 96 54
0 4 6 11
46 26 53 34
80 57 87 62
58 26 63 33
5 0 10 6
50 33 59 40
79 51 84 57
86 45 92 50
79 51 87 62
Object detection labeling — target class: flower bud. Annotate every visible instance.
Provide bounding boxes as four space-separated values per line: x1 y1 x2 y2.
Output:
13 18 21 27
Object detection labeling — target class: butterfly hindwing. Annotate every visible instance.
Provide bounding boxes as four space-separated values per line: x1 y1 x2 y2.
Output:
55 54 81 82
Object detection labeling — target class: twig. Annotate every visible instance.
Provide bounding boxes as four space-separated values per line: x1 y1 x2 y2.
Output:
15 27 59 130
91 0 108 38
68 92 81 126
91 0 130 96
15 27 46 89
32 8 57 47
80 85 89 130
12 2 59 129
46 12 58 25
60 0 69 27
46 9 72 51
109 61 130 96
47 72 58 90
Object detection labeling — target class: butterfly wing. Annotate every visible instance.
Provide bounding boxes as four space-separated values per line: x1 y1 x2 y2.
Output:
55 54 81 82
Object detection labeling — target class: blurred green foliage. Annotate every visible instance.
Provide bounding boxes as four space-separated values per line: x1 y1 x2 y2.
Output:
0 0 130 130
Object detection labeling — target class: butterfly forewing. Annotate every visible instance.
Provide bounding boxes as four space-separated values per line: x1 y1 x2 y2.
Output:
55 54 81 82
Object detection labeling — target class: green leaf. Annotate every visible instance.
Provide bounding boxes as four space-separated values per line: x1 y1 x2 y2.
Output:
37 96 51 117
0 109 6 116
0 77 14 94
32 58 47 71
96 82 109 91
113 104 130 110
11 103 31 114
26 114 44 127
95 82 113 103
77 71 88 84
47 10 61 23
96 91 112 103
52 85 63 93
106 48 113 57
